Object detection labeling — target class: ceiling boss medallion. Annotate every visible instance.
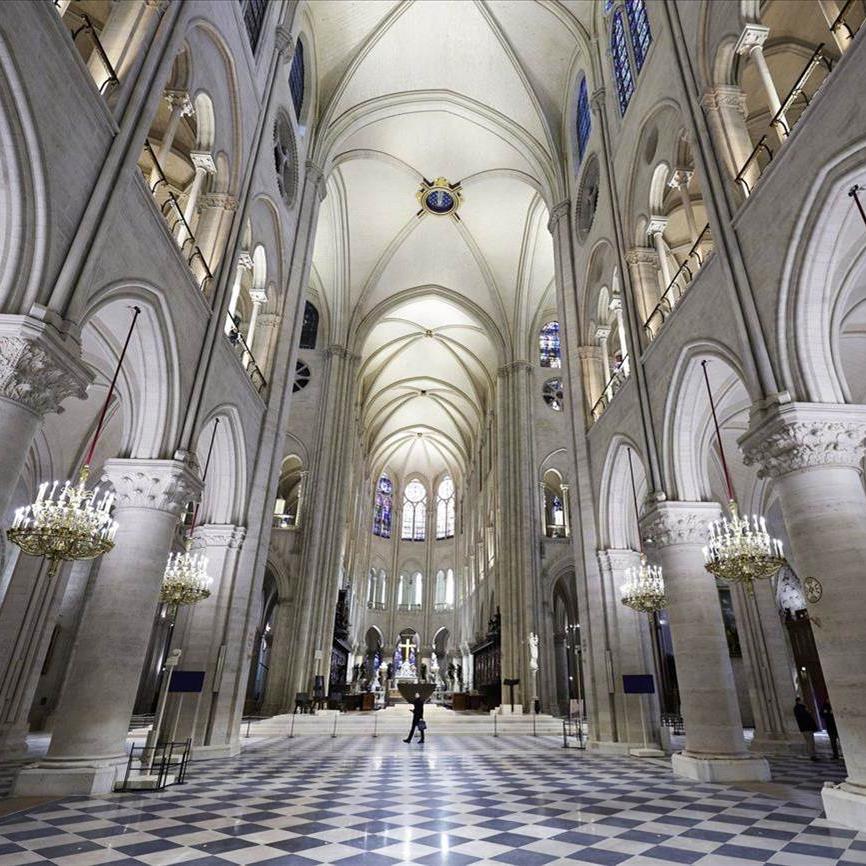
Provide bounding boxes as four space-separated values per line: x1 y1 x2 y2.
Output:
417 177 462 217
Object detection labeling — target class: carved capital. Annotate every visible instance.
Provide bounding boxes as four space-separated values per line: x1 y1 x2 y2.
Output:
735 23 770 56
590 87 607 114
740 402 866 478
641 501 722 548
274 24 294 64
199 192 238 212
305 160 327 202
249 288 269 305
0 314 91 416
497 360 533 378
193 523 247 549
625 246 657 267
647 215 669 236
597 548 641 575
102 458 202 516
257 313 281 330
576 345 603 361
237 250 254 271
668 168 694 189
700 86 749 118
164 89 193 115
595 325 612 343
547 200 571 233
190 151 216 174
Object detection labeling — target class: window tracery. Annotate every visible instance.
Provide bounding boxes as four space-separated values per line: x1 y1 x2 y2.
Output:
436 476 455 539
401 479 427 541
539 321 562 368
576 77 592 163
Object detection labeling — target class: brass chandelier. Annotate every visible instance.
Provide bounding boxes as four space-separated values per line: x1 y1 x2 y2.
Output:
159 418 219 610
699 360 786 589
8 307 140 576
620 448 667 614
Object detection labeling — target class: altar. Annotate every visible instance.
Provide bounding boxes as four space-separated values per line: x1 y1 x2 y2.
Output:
393 634 418 682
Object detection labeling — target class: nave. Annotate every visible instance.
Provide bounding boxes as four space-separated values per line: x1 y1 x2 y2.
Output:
0 734 863 866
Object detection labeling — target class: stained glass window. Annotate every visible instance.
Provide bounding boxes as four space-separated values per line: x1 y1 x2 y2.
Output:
436 476 455 539
373 475 393 538
539 321 562 368
299 301 319 349
626 0 652 72
239 0 268 53
576 77 592 163
611 10 634 115
401 479 427 541
289 38 305 120
543 377 564 411
603 0 615 13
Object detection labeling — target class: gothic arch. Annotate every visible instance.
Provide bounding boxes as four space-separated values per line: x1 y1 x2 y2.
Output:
597 434 648 550
195 404 247 525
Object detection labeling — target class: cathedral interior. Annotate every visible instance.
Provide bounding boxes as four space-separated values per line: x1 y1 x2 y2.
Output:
1 0 866 862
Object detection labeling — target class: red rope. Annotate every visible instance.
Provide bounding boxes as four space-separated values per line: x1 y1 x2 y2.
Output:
701 359 736 503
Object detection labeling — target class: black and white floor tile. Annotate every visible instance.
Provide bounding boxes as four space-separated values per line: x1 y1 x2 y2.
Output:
1 735 863 865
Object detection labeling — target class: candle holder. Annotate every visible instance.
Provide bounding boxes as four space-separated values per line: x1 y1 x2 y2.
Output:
160 537 212 608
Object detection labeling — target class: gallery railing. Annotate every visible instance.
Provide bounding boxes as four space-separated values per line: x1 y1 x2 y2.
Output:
225 312 268 395
590 355 630 422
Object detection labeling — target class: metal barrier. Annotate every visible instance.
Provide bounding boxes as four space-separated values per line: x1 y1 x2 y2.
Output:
561 717 587 750
117 738 191 792
590 356 630 422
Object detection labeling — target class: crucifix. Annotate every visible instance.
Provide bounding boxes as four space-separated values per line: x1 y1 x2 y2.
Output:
399 635 415 663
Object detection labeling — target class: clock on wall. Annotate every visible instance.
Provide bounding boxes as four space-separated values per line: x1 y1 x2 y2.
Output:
417 177 462 217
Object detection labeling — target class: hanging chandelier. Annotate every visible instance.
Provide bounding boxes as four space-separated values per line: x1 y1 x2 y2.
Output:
7 307 141 576
159 418 219 610
620 448 667 614
699 360 786 589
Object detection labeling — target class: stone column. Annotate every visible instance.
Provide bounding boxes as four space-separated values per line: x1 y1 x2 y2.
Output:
225 251 253 333
245 287 268 367
195 193 238 277
701 87 756 193
14 457 200 796
596 325 612 391
625 247 661 329
168 524 246 757
577 345 605 417
668 169 699 245
609 297 629 373
597 549 662 754
0 314 90 525
561 483 571 539
150 90 193 186
641 501 770 782
741 402 866 827
182 151 216 231
647 217 673 290
735 24 787 140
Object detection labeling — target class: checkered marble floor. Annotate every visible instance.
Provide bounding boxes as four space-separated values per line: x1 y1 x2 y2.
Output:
1 735 864 866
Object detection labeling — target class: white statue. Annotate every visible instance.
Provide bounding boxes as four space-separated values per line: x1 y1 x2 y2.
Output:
430 651 439 674
528 632 539 672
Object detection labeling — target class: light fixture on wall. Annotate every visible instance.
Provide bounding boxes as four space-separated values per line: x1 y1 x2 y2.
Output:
159 418 220 609
620 448 667 614
8 307 142 577
699 360 786 589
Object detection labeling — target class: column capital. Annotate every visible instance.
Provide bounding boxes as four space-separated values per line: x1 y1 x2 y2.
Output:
625 246 657 266
305 160 327 202
595 325 612 343
0 314 91 416
547 200 571 232
647 215 669 236
190 151 216 174
576 345 603 360
101 458 202 516
590 87 607 115
249 288 269 304
597 548 641 572
700 86 749 118
740 401 866 478
199 192 238 212
237 250 254 271
193 523 247 549
163 89 193 115
641 500 722 548
274 24 294 65
735 23 770 55
497 360 533 378
668 168 694 189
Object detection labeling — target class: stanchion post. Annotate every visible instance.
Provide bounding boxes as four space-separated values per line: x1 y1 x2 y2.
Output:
289 711 296 739
332 715 338 738
493 712 498 738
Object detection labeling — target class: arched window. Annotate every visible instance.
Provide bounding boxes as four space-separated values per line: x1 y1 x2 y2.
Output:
626 0 652 72
377 569 387 606
373 476 393 538
539 321 562 368
401 479 427 541
434 569 455 610
576 77 592 163
611 10 634 115
397 572 423 609
436 476 455 539
289 39 305 120
300 301 319 349
240 0 268 52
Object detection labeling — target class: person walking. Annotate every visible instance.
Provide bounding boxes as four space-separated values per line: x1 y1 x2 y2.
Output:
403 693 426 744
820 700 841 760
794 697 818 761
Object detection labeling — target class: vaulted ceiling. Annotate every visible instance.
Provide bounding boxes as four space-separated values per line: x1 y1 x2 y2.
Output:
307 0 594 482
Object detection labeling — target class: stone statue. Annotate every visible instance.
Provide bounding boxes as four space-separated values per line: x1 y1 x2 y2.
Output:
528 632 539 672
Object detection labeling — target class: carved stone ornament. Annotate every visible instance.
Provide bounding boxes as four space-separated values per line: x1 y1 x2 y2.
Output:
741 404 866 478
803 576 823 604
194 524 247 550
0 318 90 416
641 501 722 548
101 458 203 516
700 87 749 118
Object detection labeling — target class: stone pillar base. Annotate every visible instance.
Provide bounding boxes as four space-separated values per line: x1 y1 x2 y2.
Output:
589 740 665 757
13 754 128 796
750 735 805 756
822 782 866 831
672 751 771 782
191 742 241 761
0 723 28 759
493 705 524 715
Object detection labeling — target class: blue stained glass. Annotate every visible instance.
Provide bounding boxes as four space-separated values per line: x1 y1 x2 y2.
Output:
626 0 652 72
290 39 305 120
576 77 591 163
373 475 392 538
611 11 634 115
539 321 562 368
603 0 615 13
426 188 454 213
